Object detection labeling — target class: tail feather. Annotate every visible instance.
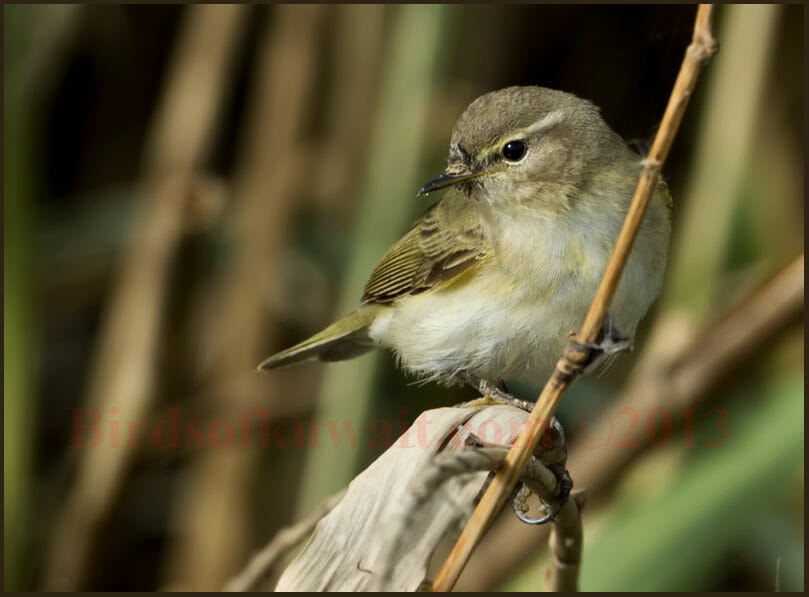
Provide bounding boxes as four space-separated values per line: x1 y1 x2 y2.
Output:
258 307 379 371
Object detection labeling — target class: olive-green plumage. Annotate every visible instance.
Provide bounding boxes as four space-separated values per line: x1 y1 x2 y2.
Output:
257 308 377 369
259 86 671 386
362 193 488 303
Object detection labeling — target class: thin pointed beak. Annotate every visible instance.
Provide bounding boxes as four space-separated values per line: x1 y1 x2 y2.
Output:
418 170 481 196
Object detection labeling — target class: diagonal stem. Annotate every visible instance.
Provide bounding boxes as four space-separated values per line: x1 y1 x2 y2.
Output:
431 5 718 591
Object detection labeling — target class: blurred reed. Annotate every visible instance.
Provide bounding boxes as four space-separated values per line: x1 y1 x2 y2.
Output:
161 5 323 591
297 4 456 515
5 7 39 591
665 4 781 317
5 4 83 591
41 5 248 589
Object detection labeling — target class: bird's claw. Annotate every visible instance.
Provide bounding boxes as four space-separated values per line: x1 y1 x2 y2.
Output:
455 372 535 413
567 314 633 368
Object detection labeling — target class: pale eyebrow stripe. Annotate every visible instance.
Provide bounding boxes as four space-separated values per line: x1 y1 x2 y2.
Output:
478 109 568 160
522 109 566 136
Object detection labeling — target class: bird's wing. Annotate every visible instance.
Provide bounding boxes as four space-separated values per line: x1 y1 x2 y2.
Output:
361 193 489 304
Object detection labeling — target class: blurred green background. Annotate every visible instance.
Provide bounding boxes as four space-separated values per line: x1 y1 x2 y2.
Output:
4 4 803 591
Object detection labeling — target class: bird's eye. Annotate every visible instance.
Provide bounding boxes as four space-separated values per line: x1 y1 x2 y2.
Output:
501 140 527 162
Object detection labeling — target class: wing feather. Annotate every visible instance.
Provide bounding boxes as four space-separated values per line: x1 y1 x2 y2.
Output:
361 193 489 304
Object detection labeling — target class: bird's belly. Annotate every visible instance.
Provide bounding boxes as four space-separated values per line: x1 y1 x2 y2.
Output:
368 272 591 386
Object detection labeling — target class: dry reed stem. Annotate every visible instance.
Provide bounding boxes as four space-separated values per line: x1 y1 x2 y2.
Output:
544 491 587 592
432 5 718 591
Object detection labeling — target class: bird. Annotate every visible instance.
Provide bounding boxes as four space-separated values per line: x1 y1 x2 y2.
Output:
258 85 671 402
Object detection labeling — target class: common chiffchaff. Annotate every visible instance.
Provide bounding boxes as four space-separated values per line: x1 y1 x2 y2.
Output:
259 86 671 394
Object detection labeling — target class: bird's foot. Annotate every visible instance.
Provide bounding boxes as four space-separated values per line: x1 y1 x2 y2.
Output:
511 469 573 525
465 429 572 526
455 372 535 413
568 314 633 368
597 314 633 355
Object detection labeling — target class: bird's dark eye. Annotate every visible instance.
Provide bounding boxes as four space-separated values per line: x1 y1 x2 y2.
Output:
502 140 527 162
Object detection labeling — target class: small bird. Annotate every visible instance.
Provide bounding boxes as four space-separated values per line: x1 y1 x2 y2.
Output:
259 86 671 400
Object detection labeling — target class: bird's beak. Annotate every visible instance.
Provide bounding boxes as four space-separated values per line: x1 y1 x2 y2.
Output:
418 168 481 196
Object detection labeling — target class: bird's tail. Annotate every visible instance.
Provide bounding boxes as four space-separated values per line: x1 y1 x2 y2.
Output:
257 306 380 371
